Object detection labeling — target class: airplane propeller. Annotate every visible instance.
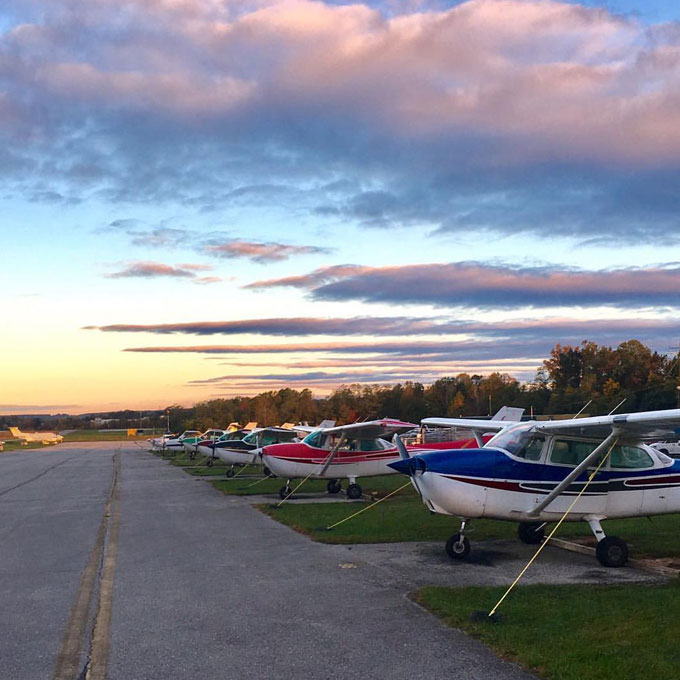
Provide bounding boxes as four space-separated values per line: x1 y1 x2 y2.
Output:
391 434 425 497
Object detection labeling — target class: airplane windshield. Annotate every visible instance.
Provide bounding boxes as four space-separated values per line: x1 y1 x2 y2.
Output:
303 430 324 447
243 431 258 444
487 423 537 456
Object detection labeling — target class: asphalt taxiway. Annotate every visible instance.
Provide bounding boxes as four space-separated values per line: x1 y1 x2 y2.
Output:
0 443 663 679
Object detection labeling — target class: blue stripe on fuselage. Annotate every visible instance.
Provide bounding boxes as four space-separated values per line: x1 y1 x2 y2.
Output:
394 447 680 483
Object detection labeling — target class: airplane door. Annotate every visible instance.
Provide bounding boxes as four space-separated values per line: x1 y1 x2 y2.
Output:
544 439 608 516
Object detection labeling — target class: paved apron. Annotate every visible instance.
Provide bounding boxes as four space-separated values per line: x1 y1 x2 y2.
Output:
1 442 543 679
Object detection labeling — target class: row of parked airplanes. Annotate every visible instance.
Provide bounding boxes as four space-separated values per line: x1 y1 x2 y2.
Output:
150 406 680 569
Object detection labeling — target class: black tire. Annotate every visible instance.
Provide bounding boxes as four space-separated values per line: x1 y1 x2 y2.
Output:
518 522 545 545
206 458 214 467
346 483 362 500
189 451 196 460
445 533 471 560
327 479 342 494
226 468 235 478
263 466 272 477
596 536 628 567
279 485 292 500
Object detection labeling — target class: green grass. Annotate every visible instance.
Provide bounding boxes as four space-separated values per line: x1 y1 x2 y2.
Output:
63 430 150 442
0 441 46 452
212 472 411 497
258 495 680 556
414 583 680 680
155 447 680 557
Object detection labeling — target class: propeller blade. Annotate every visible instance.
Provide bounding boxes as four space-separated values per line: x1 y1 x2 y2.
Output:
391 434 424 498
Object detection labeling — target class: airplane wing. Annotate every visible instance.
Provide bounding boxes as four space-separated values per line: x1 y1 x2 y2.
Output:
322 418 418 439
534 409 680 440
421 417 517 434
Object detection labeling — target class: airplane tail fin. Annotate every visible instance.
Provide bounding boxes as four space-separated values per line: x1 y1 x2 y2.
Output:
8 427 22 438
243 421 258 430
317 419 336 429
492 406 525 422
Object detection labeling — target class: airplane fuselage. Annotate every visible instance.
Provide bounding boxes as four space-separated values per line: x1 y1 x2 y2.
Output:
263 440 479 481
404 446 680 523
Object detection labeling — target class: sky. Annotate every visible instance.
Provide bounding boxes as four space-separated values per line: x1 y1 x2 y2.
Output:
2 0 680 415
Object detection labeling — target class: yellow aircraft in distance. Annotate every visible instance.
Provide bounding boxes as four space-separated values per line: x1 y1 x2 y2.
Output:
9 427 64 445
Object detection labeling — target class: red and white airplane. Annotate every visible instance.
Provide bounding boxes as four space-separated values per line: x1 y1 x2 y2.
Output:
261 414 515 500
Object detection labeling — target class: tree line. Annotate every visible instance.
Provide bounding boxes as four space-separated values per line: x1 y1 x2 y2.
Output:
166 339 680 432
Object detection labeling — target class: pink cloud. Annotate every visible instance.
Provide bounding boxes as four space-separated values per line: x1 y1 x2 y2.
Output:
5 0 680 163
205 239 330 262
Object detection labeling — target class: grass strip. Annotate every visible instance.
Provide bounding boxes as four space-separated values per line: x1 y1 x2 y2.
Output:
259 497 680 556
414 583 680 680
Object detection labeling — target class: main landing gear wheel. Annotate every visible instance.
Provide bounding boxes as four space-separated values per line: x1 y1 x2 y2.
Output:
189 451 196 460
596 536 628 567
279 485 293 500
346 483 362 500
518 522 545 545
226 468 235 478
206 458 214 467
263 466 272 477
445 533 471 560
326 479 342 494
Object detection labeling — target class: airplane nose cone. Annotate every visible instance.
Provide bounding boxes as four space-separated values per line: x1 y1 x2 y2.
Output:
388 457 426 475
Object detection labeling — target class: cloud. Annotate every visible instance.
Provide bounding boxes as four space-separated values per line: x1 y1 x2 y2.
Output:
2 1 680 241
244 265 367 290
85 314 680 345
105 260 220 282
86 316 460 336
247 261 680 309
204 239 331 263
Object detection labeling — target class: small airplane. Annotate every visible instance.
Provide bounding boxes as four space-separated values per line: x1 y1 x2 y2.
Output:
8 426 63 445
208 424 318 476
389 408 680 567
198 422 260 466
183 428 228 458
261 418 493 500
156 430 202 452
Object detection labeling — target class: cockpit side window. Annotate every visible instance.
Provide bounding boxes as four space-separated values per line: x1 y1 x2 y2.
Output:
514 436 545 461
610 445 654 469
549 439 600 467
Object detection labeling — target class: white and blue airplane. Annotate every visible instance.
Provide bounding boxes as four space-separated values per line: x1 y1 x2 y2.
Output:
390 408 680 568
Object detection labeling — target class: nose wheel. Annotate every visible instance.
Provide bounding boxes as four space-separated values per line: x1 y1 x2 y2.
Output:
445 519 471 560
279 482 293 500
226 466 235 478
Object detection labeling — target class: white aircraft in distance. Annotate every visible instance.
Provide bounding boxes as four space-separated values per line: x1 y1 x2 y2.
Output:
8 426 63 445
211 421 336 476
389 408 680 567
156 430 202 453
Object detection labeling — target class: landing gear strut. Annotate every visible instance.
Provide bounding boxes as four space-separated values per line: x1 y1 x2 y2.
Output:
445 519 471 560
588 517 628 567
